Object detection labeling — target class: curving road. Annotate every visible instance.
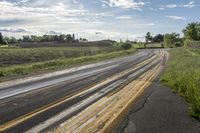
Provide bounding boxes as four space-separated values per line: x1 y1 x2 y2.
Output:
0 49 167 133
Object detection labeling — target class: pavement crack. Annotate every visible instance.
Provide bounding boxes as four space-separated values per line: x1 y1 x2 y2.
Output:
121 90 154 133
132 90 154 114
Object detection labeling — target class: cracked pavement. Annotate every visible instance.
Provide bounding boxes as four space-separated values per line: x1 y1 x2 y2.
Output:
113 82 200 133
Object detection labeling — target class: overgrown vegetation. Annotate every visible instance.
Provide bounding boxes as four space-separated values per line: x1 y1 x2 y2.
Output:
183 22 200 47
163 32 183 47
183 22 200 41
162 22 200 120
162 48 200 120
121 42 132 50
0 48 137 80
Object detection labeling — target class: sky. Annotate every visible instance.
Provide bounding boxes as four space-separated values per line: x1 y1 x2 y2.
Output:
0 0 199 41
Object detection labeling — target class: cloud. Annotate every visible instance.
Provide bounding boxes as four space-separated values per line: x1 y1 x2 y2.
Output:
159 8 165 10
0 1 112 29
166 4 177 8
100 0 149 10
0 1 86 19
46 31 62 35
163 1 196 9
0 28 30 33
116 15 132 20
137 23 155 26
165 16 186 20
182 1 196 8
0 0 110 39
2 0 192 41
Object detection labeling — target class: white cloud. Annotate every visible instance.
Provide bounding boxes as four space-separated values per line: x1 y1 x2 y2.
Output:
189 1 195 5
159 7 165 10
19 0 30 3
0 0 157 41
0 1 111 28
116 15 132 20
163 1 196 9
101 0 148 10
0 1 87 19
166 16 186 20
0 27 30 33
182 1 196 8
0 1 114 39
166 4 177 8
142 23 155 26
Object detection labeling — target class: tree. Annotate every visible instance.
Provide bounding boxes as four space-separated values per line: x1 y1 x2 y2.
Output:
82 38 88 42
23 35 31 42
183 22 200 41
19 34 78 43
66 34 72 43
59 34 66 42
153 34 164 42
164 33 180 48
31 35 41 42
41 35 46 42
53 35 59 42
145 32 153 43
121 43 132 50
3 37 10 44
72 34 75 42
0 32 3 44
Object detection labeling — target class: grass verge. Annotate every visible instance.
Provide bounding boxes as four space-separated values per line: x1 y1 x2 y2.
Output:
0 48 137 80
161 48 200 120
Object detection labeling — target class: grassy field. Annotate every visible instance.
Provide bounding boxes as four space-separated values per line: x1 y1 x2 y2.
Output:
162 48 200 120
0 48 137 80
0 46 120 67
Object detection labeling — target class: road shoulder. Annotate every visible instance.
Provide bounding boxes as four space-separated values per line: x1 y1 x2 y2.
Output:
113 81 200 133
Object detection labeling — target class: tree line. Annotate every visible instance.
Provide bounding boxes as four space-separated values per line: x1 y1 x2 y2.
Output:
144 22 200 48
145 32 164 43
0 33 88 45
145 32 182 48
1 22 199 47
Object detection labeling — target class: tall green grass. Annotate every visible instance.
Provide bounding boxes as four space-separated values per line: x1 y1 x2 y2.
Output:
162 48 200 120
0 48 137 80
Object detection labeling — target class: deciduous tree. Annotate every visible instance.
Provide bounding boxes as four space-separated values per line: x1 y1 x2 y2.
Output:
145 32 153 43
164 33 180 48
183 22 200 41
0 32 3 44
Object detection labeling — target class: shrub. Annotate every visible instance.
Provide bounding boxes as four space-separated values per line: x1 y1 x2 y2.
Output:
121 43 132 50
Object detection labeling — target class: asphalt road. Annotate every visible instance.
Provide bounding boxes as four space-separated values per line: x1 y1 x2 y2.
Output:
0 49 165 133
113 74 200 133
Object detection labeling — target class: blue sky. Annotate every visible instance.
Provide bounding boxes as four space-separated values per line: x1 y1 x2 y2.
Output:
0 0 199 41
